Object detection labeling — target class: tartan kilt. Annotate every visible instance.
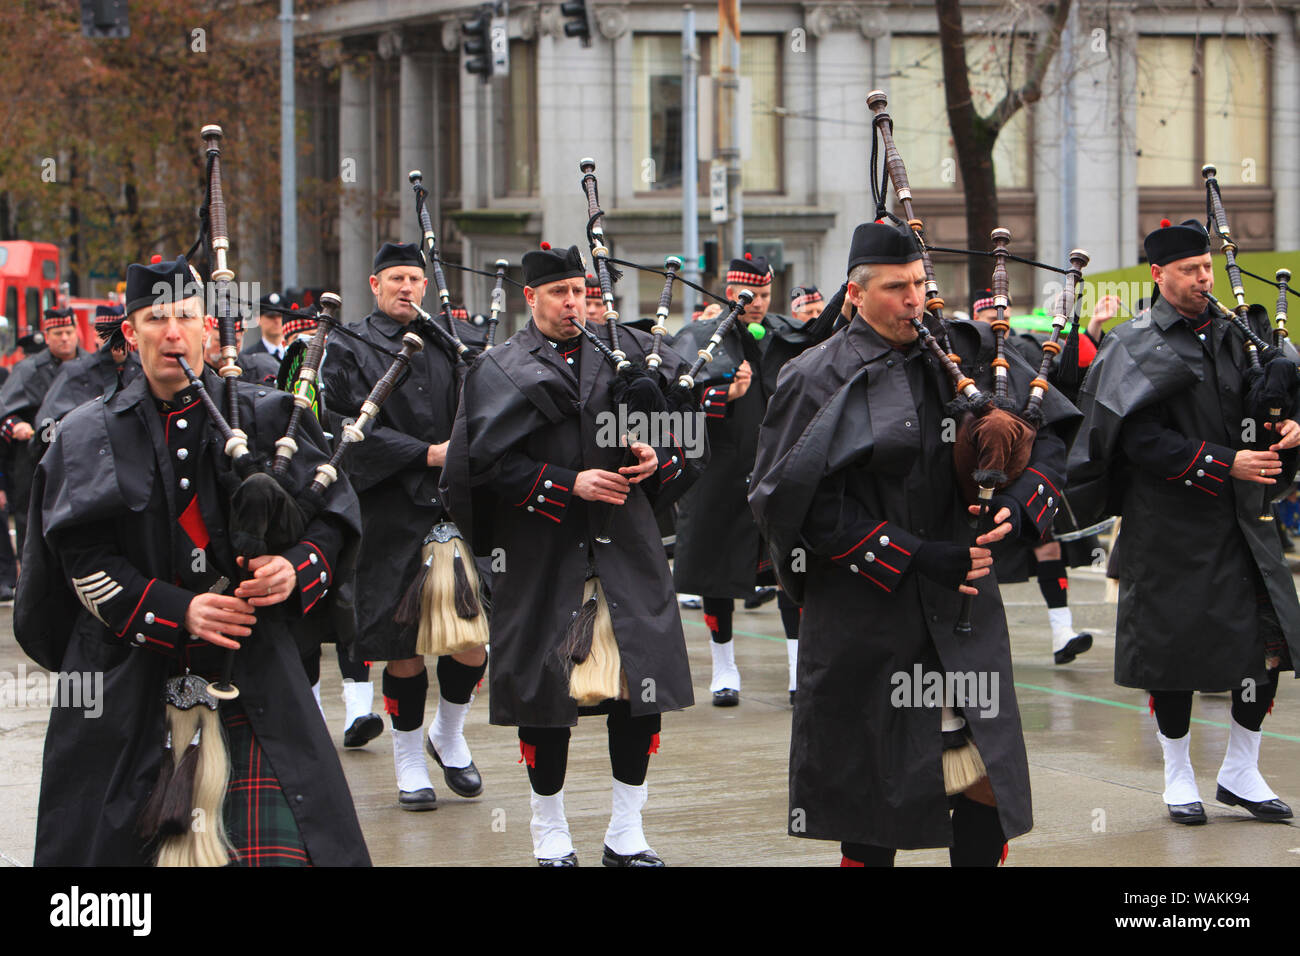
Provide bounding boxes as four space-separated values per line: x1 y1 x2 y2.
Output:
221 702 311 867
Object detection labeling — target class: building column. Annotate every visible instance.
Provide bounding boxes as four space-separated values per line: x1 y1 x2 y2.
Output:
339 54 374 319
1273 18 1300 251
399 51 436 249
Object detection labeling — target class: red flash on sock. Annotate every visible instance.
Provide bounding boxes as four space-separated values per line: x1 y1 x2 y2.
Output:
704 613 719 633
840 856 865 867
647 733 660 756
1058 578 1068 592
1000 843 1009 865
383 695 400 716
1148 695 1155 717
519 741 537 768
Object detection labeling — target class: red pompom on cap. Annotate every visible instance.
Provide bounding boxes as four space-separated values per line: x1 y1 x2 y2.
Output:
744 252 753 260
540 241 551 250
875 218 885 224
292 303 300 310
1160 218 1172 228
150 254 163 264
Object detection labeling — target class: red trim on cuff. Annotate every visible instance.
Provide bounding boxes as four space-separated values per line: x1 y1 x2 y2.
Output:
305 542 332 582
516 464 548 507
888 542 912 557
832 522 887 562
1025 467 1061 498
1167 442 1205 482
116 579 156 638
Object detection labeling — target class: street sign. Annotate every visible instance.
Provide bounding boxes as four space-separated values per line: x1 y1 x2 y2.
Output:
490 16 509 74
709 162 728 224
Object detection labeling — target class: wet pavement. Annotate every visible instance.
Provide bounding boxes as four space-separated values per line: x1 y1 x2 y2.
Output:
3 566 1299 867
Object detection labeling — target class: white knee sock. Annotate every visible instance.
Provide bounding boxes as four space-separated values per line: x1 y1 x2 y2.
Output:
709 640 740 692
1048 607 1075 651
1157 730 1202 805
1217 717 1279 802
786 640 799 692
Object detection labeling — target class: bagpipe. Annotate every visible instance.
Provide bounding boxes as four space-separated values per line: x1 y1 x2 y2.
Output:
390 170 490 659
141 124 424 867
1200 164 1300 520
867 91 1092 629
558 158 753 706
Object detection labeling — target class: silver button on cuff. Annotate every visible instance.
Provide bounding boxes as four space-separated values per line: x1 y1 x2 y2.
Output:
309 553 318 565
1196 469 1205 477
537 495 545 503
144 612 155 624
319 571 328 583
865 552 876 562
879 535 890 546
134 633 146 645
848 564 859 574
527 506 535 512
544 480 553 489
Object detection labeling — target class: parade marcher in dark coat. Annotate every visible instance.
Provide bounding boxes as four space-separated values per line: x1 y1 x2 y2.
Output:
35 304 141 455
672 253 773 705
1068 218 1300 825
751 222 1078 865
0 307 86 554
443 243 697 865
970 291 1094 665
240 291 287 363
322 242 487 809
14 255 369 866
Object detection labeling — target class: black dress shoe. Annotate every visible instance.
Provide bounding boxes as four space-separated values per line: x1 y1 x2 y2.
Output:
1053 633 1093 665
343 713 384 749
425 737 484 798
1166 802 1206 825
743 586 778 609
537 852 578 867
1215 785 1294 821
712 688 739 707
398 787 437 811
602 845 665 867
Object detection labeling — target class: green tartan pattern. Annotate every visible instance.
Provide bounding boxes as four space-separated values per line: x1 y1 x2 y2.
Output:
221 702 311 867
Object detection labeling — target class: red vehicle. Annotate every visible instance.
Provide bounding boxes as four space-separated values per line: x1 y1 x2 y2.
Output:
0 241 99 364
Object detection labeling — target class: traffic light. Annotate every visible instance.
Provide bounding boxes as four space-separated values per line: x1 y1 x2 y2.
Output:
463 8 493 79
560 0 593 46
80 0 129 38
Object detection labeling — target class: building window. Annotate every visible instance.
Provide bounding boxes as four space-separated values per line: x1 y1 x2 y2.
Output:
499 40 538 197
888 35 1032 190
1136 35 1270 187
633 33 783 194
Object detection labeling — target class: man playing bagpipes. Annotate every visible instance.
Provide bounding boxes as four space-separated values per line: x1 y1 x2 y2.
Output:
321 241 488 810
442 243 697 866
968 289 1095 666
750 222 1079 866
0 306 88 554
14 254 370 865
35 303 141 449
672 253 774 706
1068 218 1300 825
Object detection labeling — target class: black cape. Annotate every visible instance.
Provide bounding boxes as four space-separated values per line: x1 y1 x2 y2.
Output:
35 344 140 446
671 315 770 597
15 369 369 865
750 316 1079 848
321 309 461 661
1067 297 1300 690
442 321 699 727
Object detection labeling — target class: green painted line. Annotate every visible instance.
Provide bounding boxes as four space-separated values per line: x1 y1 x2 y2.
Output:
684 621 1300 743
1014 682 1300 743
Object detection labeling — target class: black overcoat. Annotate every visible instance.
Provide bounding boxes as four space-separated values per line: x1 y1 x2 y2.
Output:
1067 297 1300 691
15 370 369 866
321 309 460 661
35 344 140 444
672 316 769 597
750 317 1078 849
442 321 698 727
